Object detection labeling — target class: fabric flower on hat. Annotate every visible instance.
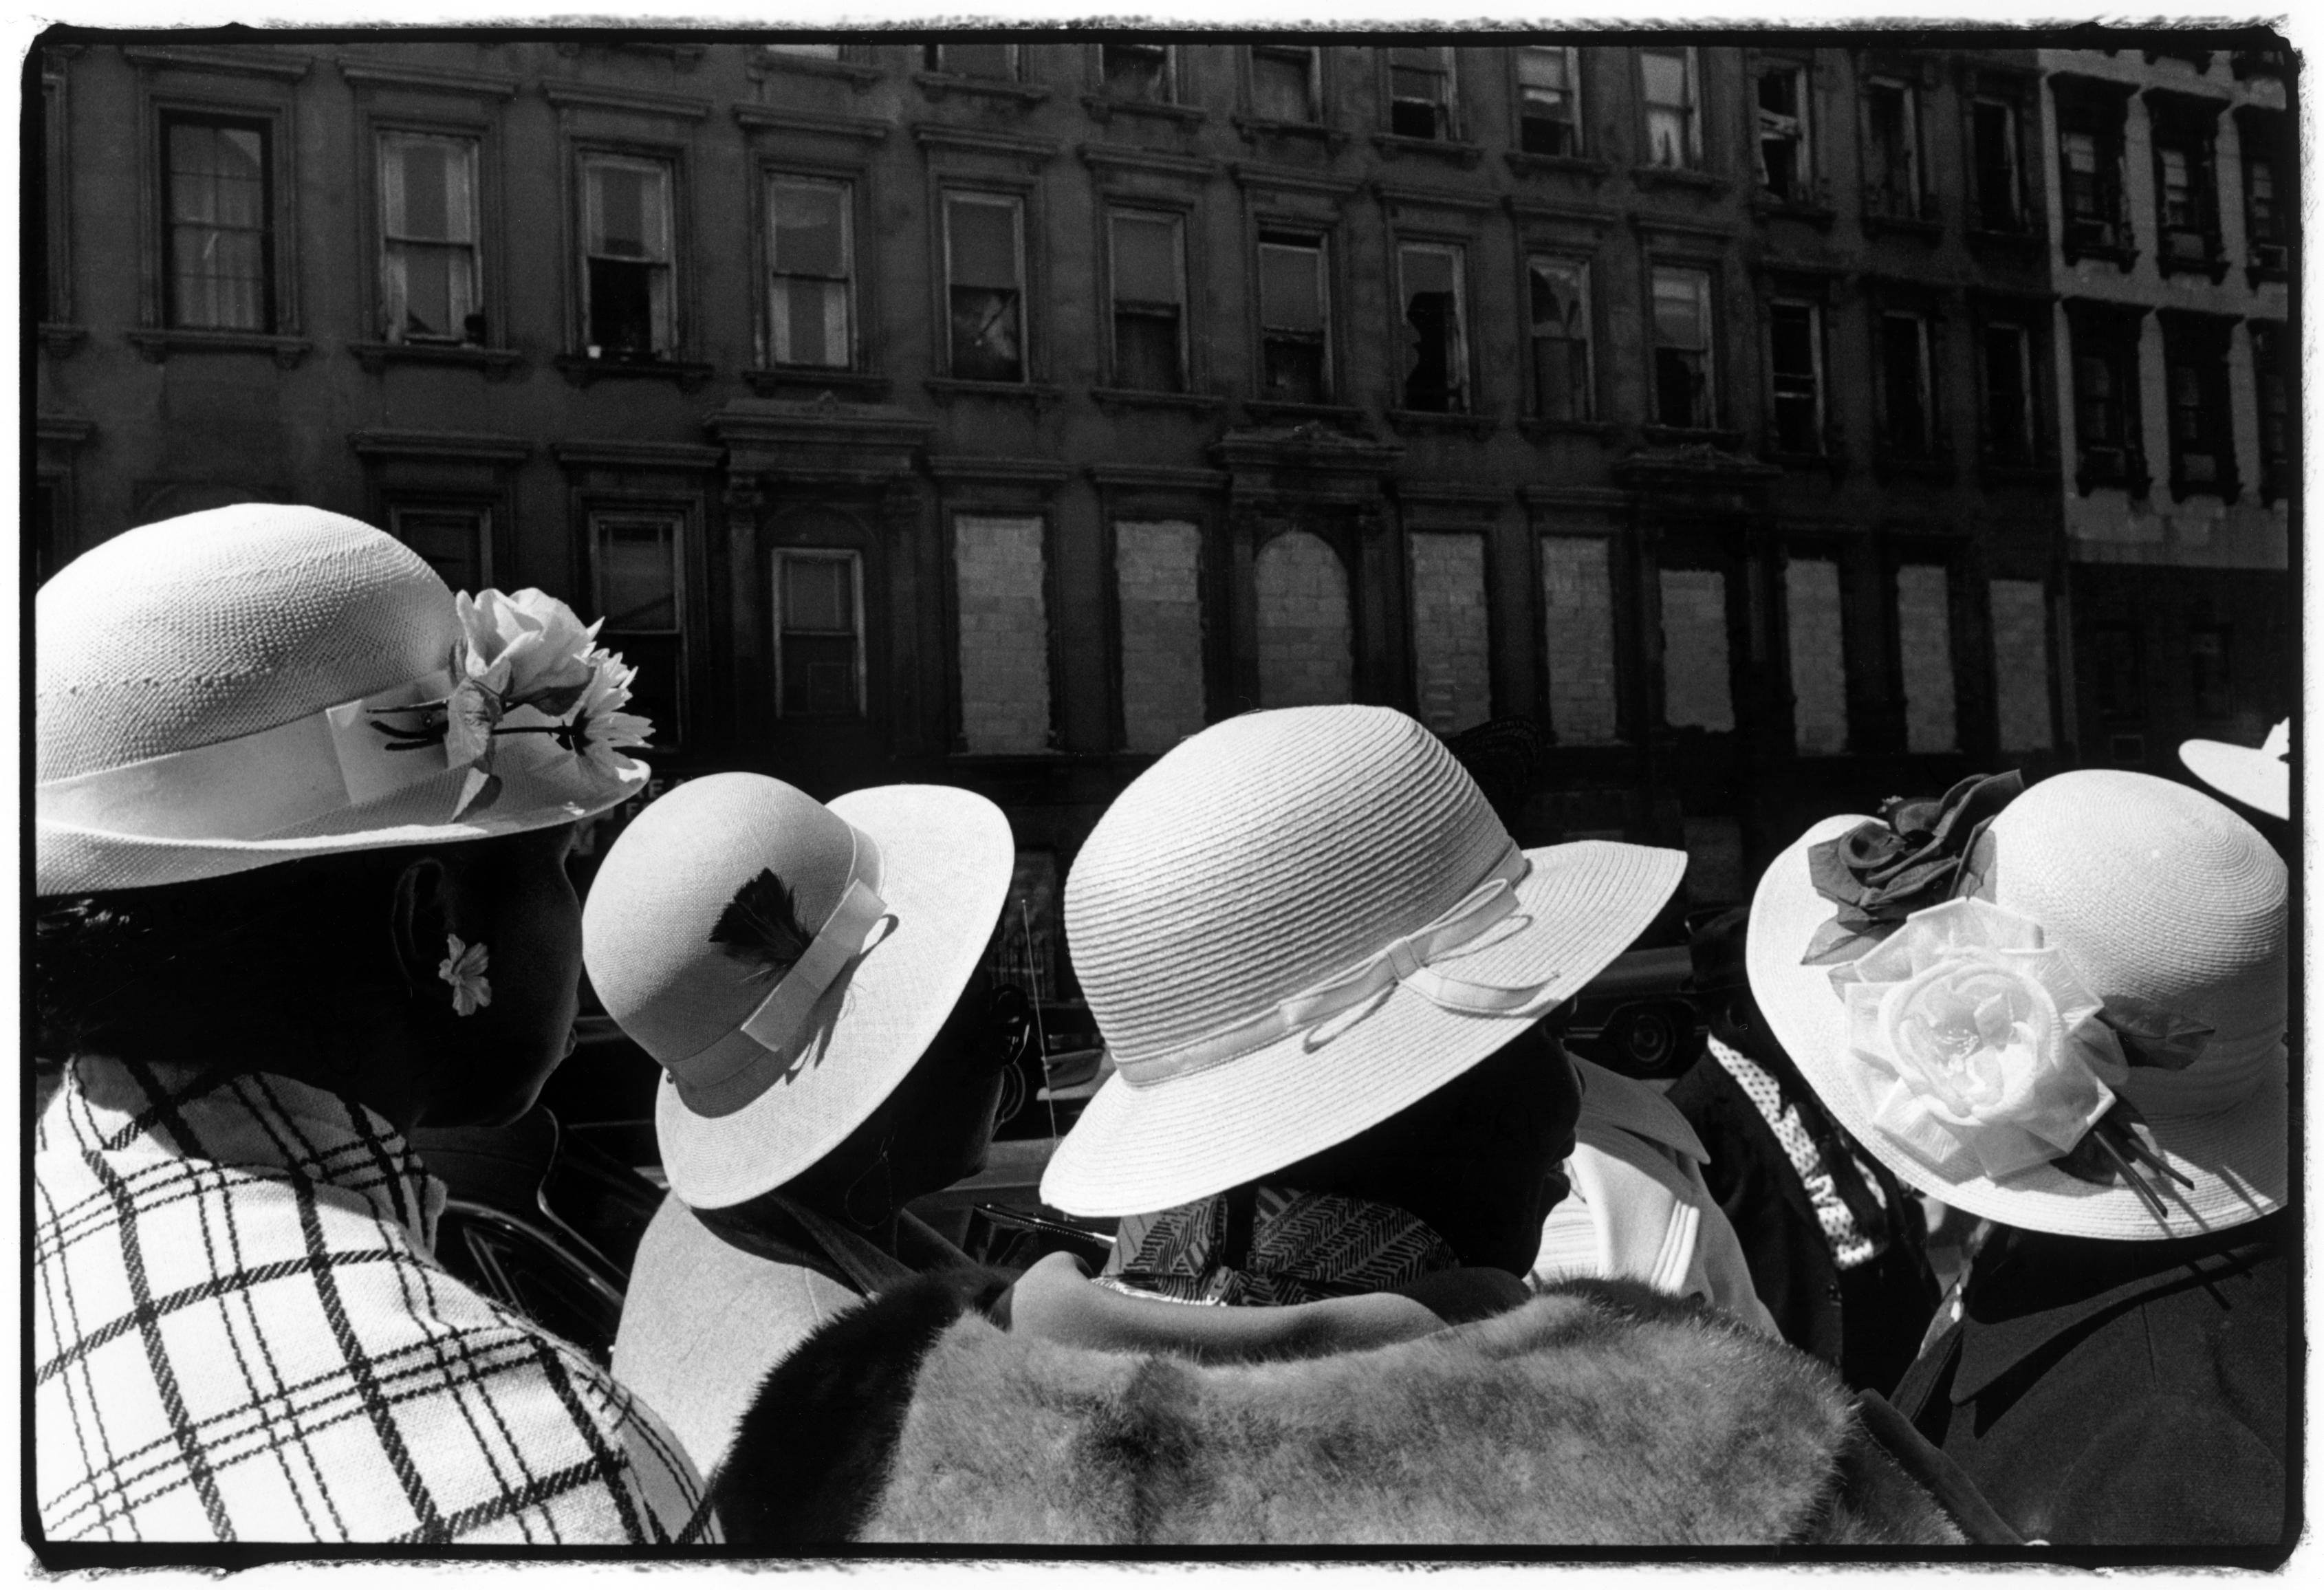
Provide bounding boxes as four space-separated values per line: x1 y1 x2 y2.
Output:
1801 770 2024 966
455 588 603 715
567 652 653 780
1827 896 2128 1182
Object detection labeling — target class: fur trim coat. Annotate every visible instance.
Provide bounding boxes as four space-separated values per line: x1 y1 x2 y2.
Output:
710 1266 1977 1547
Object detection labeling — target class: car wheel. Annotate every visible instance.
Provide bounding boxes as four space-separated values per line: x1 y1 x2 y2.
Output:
1605 1004 1684 1078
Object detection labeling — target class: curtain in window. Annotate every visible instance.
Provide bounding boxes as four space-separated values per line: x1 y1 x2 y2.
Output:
585 161 673 354
168 122 267 330
768 179 850 367
381 135 477 342
947 196 1023 380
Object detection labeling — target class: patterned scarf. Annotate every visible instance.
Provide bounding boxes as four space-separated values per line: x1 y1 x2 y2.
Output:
1098 1184 1462 1306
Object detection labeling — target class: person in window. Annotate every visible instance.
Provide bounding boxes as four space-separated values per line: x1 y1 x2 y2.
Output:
598 772 1025 1481
1748 770 2288 1545
32 507 705 1545
704 707 1996 1547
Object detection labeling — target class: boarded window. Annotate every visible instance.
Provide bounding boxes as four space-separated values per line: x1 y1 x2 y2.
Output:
1988 579 2054 752
1407 533 1491 733
1896 564 1957 753
1541 536 1620 745
954 515 1052 753
1251 45 1318 122
1115 521 1206 753
1255 531 1352 708
1658 567 1733 732
1785 558 1847 754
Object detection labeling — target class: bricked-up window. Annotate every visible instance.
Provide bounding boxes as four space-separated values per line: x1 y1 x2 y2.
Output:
1988 578 2054 752
1103 43 1173 101
2189 624 2234 720
1518 46 1582 155
2149 98 2222 274
391 505 491 593
1528 256 1592 421
2252 321 2290 503
1658 567 1733 732
1650 265 1714 428
2161 314 2236 500
1388 46 1457 140
774 549 865 718
953 515 1054 754
1398 242 1470 413
1895 563 1958 754
1784 557 1847 754
164 115 273 331
944 192 1025 382
1258 232 1330 402
1255 530 1352 708
1982 320 2036 466
379 133 480 344
766 177 853 369
1407 533 1492 733
1541 536 1620 745
2239 107 2289 275
1768 300 1823 454
1879 311 1933 460
1757 64 1810 201
1640 47 1699 168
1865 78 1924 219
1972 97 2025 230
2054 80 2131 257
592 512 685 747
1109 210 1186 392
927 43 1019 79
1114 521 1206 753
582 155 674 357
764 43 841 58
1250 45 1321 122
2091 622 2143 721
2068 305 2147 493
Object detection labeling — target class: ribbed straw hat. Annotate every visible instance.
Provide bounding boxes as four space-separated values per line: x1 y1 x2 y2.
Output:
37 505 646 896
1750 770 2286 1240
2180 719 2290 820
1041 706 1686 1218
585 772 1015 1210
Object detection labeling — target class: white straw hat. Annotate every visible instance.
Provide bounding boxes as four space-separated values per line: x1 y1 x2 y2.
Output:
583 772 1014 1210
36 505 649 896
1749 770 2286 1240
1041 706 1686 1218
2180 719 2290 820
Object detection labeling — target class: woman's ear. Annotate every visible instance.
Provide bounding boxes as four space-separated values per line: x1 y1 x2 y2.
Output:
388 856 452 1001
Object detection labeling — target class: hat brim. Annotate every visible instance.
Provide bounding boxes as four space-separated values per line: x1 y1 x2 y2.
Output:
2179 739 2290 820
654 784 1015 1210
1748 815 2285 1240
36 732 647 896
1040 841 1687 1219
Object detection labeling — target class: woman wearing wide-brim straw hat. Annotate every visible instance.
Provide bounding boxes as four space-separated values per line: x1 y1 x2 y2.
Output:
31 505 708 1545
704 706 1991 1547
1748 767 2290 1545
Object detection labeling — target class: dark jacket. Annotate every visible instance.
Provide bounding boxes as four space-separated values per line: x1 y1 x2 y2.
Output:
1889 1212 2291 1547
709 1257 1995 1547
1668 1044 1938 1395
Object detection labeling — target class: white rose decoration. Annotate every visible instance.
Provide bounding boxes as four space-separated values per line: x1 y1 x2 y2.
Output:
1830 897 2127 1181
455 587 603 708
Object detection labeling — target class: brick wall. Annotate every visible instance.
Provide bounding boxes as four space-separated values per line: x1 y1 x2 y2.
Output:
1784 558 1849 755
1988 578 2054 752
1407 532 1492 732
955 514 1053 754
1114 519 1206 754
1540 536 1620 744
1658 567 1734 732
1255 530 1353 708
1895 563 1958 754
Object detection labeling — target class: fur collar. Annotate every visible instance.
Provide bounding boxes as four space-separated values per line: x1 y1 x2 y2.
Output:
713 1271 1964 1547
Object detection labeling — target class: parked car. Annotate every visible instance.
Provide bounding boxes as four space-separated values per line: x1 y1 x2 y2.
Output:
1559 944 1707 1082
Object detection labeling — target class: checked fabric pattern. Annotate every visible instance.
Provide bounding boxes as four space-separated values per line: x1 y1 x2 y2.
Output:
33 1056 713 1545
1100 1184 1460 1306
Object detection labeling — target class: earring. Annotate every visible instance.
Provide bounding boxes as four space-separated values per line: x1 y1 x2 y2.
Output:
437 934 492 1017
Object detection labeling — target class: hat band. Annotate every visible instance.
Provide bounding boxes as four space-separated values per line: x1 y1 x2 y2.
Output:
1114 844 1554 1090
36 669 455 846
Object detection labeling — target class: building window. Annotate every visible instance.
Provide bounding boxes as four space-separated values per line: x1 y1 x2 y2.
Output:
1256 531 1352 708
2067 304 2147 494
1981 320 2036 467
944 191 1025 382
765 176 853 369
1541 536 1620 745
2091 622 2143 721
2054 80 2131 260
1257 231 1330 402
1518 46 1582 155
1895 563 1958 755
1387 46 1456 140
2252 321 2290 504
1658 567 1733 733
1250 45 1320 123
390 504 491 593
378 132 480 345
1114 520 1206 753
163 114 274 331
1970 96 2025 231
580 154 674 358
1108 209 1186 392
1756 63 1810 202
1639 47 1699 168
1397 241 1469 413
927 43 1019 79
1784 557 1848 755
1101 42 1173 102
2189 624 2235 721
1988 578 2054 753
1407 533 1492 734
953 515 1054 754
1767 300 1823 455
1650 265 1714 429
2239 107 2289 277
2149 96 2222 275
1878 311 1933 461
1527 256 1593 422
1864 76 1925 220
763 43 841 59
774 549 865 719
591 511 686 746
2160 314 2237 501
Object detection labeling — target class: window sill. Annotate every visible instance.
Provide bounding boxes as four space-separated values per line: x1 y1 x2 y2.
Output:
1751 195 1836 228
1371 132 1484 169
350 341 525 379
1082 94 1205 127
2246 256 2290 289
1241 398 1367 428
2062 237 2139 271
913 71 1050 107
1230 114 1347 149
748 52 882 91
1640 424 1744 448
744 366 892 400
2155 248 2231 285
1503 151 1609 185
1632 164 1725 193
554 353 715 391
1862 210 1944 241
2074 453 2152 498
1517 417 1618 443
38 322 88 358
1966 225 2044 251
1384 408 1498 439
129 328 312 368
1091 387 1226 416
2169 469 2242 506
924 376 1065 409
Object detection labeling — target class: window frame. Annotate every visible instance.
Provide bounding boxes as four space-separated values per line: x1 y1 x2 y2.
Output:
2064 298 2152 497
759 168 859 372
2052 76 2136 265
772 546 869 721
1096 41 1177 105
939 184 1033 384
2157 309 2239 504
1392 236 1475 415
1637 45 1701 170
1764 296 1827 458
1104 204 1191 393
387 498 497 593
1876 305 1937 464
1523 250 1596 423
2250 319 2292 505
1647 260 1718 431
2145 90 2227 279
1514 44 1585 158
375 127 486 347
1860 71 1930 224
1245 43 1326 126
1753 58 1814 204
1968 93 2029 234
1973 306 2041 471
1255 226 1336 405
2235 105 2290 281
585 503 693 751
573 144 682 360
159 109 279 334
925 42 1023 81
1382 44 1460 142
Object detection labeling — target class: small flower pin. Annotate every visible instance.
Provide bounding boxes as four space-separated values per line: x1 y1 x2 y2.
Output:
438 935 492 1017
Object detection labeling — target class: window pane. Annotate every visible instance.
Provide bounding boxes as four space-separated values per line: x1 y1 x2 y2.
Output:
784 555 854 631
1103 43 1169 100
589 162 667 260
765 43 840 58
1252 47 1316 121
1400 246 1464 412
770 181 846 276
1651 268 1705 347
1519 46 1569 91
1640 49 1688 107
1529 259 1585 336
395 509 488 593
1986 325 2030 463
1401 245 1456 297
946 196 1019 289
598 519 680 631
1111 213 1180 305
940 43 1014 78
951 288 1022 380
1259 239 1323 331
1882 315 1927 453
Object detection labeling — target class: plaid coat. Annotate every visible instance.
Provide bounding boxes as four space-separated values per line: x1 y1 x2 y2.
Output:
33 1056 713 1547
